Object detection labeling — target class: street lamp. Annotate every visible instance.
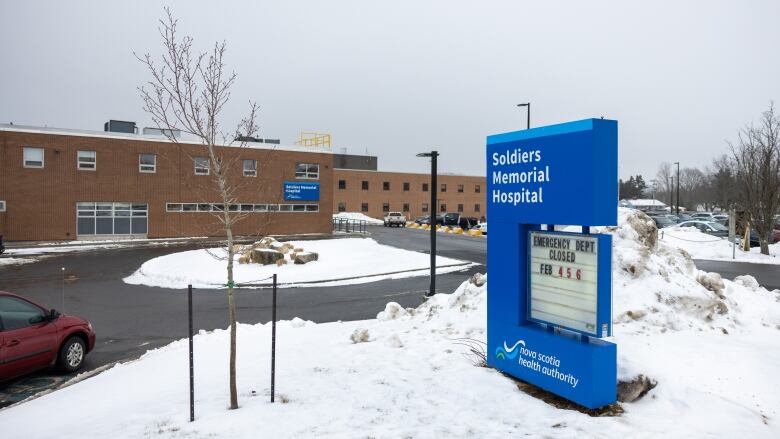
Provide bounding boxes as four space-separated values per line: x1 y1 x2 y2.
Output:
674 162 680 215
417 151 439 297
517 103 530 130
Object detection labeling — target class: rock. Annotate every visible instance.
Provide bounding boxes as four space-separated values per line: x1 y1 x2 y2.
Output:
275 258 287 266
350 328 371 343
628 211 658 250
617 375 657 402
294 251 319 264
377 302 409 321
250 249 284 265
294 247 304 252
469 273 487 287
697 271 725 298
385 333 404 348
237 255 250 264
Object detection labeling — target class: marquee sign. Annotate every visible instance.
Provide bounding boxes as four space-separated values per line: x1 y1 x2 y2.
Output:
528 230 612 338
486 118 618 409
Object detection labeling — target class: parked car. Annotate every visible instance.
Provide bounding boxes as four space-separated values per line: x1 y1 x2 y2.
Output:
0 291 96 382
677 220 729 238
383 212 406 227
473 222 488 235
414 215 443 226
712 214 728 221
651 215 677 229
675 213 693 222
442 213 479 230
690 212 716 221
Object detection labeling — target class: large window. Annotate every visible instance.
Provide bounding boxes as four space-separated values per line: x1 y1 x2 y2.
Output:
338 180 346 190
0 296 45 331
403 203 410 212
243 159 257 177
23 147 44 168
194 157 209 175
77 150 96 170
295 163 319 179
77 202 148 236
139 154 156 173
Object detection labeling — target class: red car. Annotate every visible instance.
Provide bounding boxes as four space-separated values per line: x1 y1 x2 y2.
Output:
0 291 95 382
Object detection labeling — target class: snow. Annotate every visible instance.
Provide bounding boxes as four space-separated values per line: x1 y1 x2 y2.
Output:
332 211 384 225
123 238 474 289
659 225 780 264
3 208 780 438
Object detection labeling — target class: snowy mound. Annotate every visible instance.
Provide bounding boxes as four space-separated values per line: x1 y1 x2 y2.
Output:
659 225 780 263
602 208 780 334
332 212 384 225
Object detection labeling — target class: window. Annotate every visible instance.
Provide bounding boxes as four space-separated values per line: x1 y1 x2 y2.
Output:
383 203 390 212
293 204 306 212
475 184 481 193
457 184 464 193
403 182 410 191
198 204 211 212
440 203 447 212
139 154 156 173
77 150 96 170
194 157 209 175
383 181 390 191
166 203 183 212
78 202 147 236
458 204 464 213
254 204 268 212
422 183 429 192
279 204 293 212
305 204 319 212
441 183 447 193
361 203 369 212
338 202 346 212
403 203 410 212
475 203 481 212
422 203 429 213
338 180 347 190
0 200 5 212
182 203 197 212
243 159 257 177
295 163 319 179
23 147 44 168
362 181 369 190
241 204 254 212
0 296 45 330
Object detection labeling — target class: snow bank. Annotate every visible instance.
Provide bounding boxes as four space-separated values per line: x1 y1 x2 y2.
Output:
332 212 384 225
123 238 473 289
659 225 780 264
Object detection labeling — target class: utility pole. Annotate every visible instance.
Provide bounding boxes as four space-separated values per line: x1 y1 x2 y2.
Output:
674 162 680 215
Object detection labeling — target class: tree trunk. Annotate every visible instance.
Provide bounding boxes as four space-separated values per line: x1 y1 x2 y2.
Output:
760 236 770 256
226 223 238 409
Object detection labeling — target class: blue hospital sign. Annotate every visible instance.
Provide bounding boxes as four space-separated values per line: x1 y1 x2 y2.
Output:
283 181 320 201
486 118 618 409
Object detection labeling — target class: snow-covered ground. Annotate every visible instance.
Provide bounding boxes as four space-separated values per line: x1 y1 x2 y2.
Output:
657 225 780 264
124 238 474 289
2 208 779 438
333 211 384 225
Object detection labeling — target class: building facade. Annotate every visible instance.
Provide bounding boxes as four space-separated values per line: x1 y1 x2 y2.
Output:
333 169 486 221
0 125 334 241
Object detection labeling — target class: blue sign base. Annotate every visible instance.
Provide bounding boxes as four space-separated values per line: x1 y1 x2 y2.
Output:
488 323 616 409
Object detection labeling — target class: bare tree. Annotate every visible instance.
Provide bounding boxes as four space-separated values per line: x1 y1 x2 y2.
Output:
136 8 260 409
706 154 739 211
730 103 780 255
655 162 674 207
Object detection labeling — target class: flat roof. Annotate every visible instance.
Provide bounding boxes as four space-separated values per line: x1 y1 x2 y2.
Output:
0 123 333 155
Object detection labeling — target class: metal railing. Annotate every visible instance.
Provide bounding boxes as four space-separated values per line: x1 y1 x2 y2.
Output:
332 218 368 234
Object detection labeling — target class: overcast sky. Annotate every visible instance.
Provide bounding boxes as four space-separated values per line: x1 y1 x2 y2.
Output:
2 1 779 180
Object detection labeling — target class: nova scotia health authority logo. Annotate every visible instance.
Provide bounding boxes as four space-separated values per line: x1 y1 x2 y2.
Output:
495 340 525 360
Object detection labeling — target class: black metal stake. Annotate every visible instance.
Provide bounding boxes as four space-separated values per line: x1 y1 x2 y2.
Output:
271 273 277 403
188 284 194 422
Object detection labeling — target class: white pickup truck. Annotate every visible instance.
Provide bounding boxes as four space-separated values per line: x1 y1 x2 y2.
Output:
383 212 407 227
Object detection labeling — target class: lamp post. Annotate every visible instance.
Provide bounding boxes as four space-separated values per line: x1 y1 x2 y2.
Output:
417 151 439 297
517 103 530 130
674 162 680 215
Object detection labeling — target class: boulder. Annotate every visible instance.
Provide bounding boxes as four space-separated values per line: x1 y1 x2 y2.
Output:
275 258 287 266
250 248 284 265
294 251 319 264
237 255 250 264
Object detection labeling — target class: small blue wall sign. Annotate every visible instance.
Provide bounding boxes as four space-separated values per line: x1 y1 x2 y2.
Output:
283 181 320 201
486 118 618 409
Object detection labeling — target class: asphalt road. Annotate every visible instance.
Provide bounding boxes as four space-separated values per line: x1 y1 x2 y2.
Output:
0 226 485 406
693 259 780 290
